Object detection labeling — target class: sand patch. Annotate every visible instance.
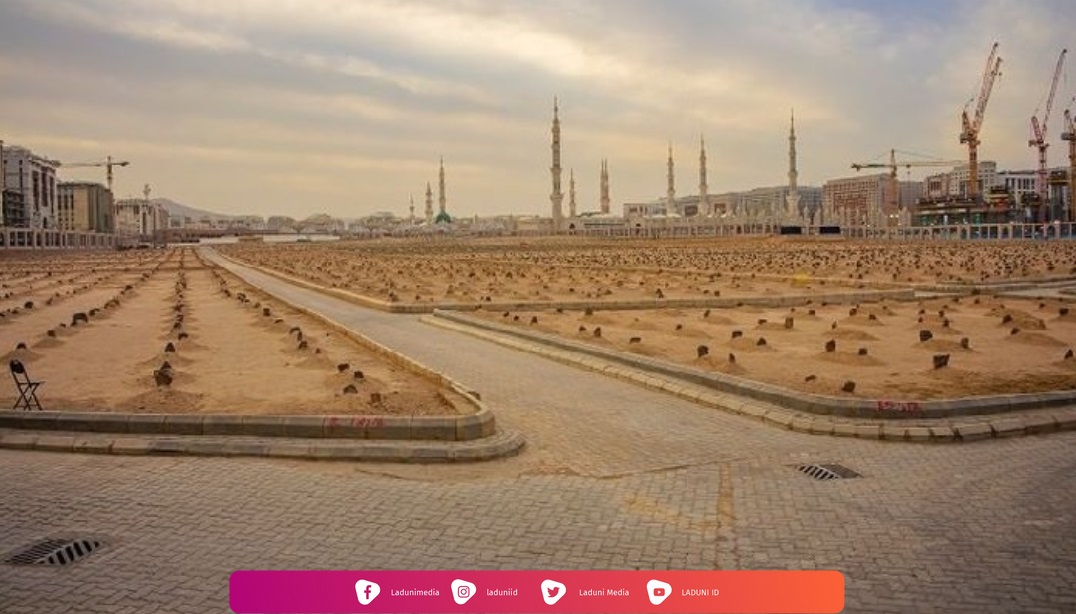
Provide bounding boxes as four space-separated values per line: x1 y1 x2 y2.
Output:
698 313 736 325
839 314 885 327
32 337 64 349
729 336 774 352
816 351 885 367
826 328 878 341
990 308 1047 330
917 339 972 352
1005 331 1067 347
117 388 205 413
625 343 665 358
693 355 748 376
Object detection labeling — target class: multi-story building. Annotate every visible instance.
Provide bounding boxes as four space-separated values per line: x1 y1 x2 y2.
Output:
115 198 168 238
947 161 998 198
997 169 1038 206
1048 169 1072 221
622 201 669 218
57 182 113 232
624 186 823 223
2 188 26 227
822 173 921 226
733 185 823 222
228 215 266 231
997 167 1073 222
1 144 59 228
266 215 297 231
919 162 1071 223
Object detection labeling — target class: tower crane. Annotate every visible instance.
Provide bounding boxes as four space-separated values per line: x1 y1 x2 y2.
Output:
852 149 962 217
55 156 130 193
1029 49 1066 216
960 42 1002 201
1062 99 1076 222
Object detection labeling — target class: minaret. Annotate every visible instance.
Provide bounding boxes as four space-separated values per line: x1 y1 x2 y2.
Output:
550 97 564 232
568 168 577 218
438 156 447 216
786 109 801 222
409 193 415 224
666 143 676 213
699 134 709 217
599 159 610 214
424 182 433 224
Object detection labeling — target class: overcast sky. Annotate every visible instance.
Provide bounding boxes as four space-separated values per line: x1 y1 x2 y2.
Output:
1 0 1073 219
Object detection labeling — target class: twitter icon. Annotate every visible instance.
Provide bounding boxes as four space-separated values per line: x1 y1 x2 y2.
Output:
540 579 566 606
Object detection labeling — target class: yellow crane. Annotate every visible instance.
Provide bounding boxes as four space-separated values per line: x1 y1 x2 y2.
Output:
852 149 962 215
1062 99 1076 222
55 156 130 193
960 42 1002 201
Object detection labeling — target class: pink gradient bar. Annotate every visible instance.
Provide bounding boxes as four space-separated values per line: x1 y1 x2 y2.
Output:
230 570 844 613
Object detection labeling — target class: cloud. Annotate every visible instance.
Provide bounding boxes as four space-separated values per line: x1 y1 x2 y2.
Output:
2 0 1074 218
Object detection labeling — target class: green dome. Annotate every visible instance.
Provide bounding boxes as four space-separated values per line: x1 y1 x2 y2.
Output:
434 210 453 224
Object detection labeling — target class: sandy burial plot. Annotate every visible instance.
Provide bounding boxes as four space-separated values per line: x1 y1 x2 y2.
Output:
478 294 1076 400
219 237 1076 310
220 241 925 308
222 237 1076 294
0 249 462 416
0 250 169 315
1 255 173 354
440 237 1076 285
217 237 1076 400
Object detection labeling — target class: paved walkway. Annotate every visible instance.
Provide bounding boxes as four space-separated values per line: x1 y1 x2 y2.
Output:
1 250 1074 613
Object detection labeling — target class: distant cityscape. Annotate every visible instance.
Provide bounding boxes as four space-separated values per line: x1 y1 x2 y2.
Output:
2 98 1074 246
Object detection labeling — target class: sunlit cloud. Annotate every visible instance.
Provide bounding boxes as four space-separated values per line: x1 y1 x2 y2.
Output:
2 0 1074 218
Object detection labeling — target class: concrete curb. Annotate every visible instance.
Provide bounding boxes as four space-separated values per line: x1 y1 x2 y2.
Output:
0 408 495 442
0 427 526 463
431 310 1076 421
423 314 1076 443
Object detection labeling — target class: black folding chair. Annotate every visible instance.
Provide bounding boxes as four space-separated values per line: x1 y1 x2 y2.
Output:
9 360 43 411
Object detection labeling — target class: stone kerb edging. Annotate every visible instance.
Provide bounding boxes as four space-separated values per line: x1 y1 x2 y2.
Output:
921 275 1076 296
0 408 491 442
212 251 915 313
432 310 1076 421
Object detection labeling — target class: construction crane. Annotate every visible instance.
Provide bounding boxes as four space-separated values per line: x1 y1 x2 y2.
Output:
1029 49 1067 217
55 156 130 193
852 149 962 216
959 42 1002 201
1062 99 1076 222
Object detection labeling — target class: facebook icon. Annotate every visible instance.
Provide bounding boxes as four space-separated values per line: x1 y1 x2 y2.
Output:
355 580 381 605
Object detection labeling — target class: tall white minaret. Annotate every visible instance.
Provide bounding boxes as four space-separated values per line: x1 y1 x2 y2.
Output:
599 159 610 214
409 193 415 224
550 97 564 231
438 157 447 216
786 109 801 222
699 134 709 217
568 168 577 218
424 181 433 224
666 143 676 213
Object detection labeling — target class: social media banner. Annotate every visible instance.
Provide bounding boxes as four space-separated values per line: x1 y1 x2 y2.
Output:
230 570 844 613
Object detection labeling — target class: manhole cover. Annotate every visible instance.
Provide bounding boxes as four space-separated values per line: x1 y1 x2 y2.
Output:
5 538 102 566
796 464 860 480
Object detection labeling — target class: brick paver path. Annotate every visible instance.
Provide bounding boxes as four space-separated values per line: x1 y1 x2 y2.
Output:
1 251 1073 613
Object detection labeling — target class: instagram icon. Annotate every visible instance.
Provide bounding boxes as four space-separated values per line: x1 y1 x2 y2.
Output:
451 579 476 605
